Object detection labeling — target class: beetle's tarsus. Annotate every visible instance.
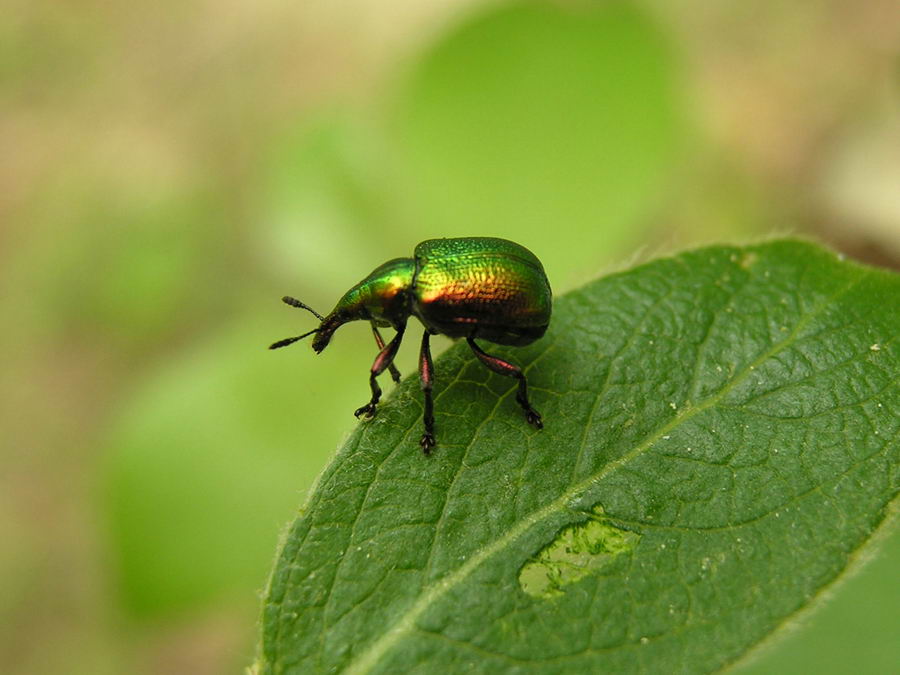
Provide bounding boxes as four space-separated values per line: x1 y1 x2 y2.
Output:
389 368 401 384
354 403 378 419
420 433 436 454
518 393 543 429
525 409 543 429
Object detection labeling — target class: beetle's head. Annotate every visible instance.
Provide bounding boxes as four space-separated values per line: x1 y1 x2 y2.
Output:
268 296 354 353
270 258 412 354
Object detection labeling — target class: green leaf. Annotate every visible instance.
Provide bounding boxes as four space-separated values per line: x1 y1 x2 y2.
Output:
255 240 898 674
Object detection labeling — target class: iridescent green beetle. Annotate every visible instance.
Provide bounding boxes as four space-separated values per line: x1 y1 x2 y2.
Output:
270 237 551 454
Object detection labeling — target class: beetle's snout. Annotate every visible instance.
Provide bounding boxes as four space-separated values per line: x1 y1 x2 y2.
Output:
311 316 342 353
311 332 331 353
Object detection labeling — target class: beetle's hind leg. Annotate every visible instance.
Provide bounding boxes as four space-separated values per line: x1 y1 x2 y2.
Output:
418 331 436 454
354 324 405 420
466 338 543 429
371 322 402 383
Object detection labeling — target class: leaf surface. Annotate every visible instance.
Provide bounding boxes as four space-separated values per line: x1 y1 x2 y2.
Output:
257 240 899 674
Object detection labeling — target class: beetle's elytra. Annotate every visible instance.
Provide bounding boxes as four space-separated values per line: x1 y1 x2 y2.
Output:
269 237 552 454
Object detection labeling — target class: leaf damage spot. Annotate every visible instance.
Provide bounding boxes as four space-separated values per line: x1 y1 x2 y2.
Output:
518 508 640 599
739 251 759 268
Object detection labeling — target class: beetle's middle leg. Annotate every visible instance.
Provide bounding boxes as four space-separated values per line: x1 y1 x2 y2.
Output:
418 331 436 454
354 324 405 420
466 337 543 429
370 322 402 383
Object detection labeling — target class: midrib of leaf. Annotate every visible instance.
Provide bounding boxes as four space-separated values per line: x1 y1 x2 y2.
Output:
342 271 868 675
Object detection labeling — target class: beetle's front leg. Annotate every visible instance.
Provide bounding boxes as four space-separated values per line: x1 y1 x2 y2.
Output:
418 331 436 454
354 324 405 420
466 337 543 429
370 322 402 383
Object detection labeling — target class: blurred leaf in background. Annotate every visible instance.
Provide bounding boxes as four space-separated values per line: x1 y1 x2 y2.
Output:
102 117 399 621
389 1 681 287
259 113 399 292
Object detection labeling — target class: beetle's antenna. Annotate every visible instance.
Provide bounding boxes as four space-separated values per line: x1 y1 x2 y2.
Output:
282 296 325 321
269 327 320 350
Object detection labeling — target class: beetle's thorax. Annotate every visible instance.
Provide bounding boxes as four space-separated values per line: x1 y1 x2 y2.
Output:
311 257 415 352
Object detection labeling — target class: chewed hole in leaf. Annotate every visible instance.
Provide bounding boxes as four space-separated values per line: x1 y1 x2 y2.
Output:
519 507 640 599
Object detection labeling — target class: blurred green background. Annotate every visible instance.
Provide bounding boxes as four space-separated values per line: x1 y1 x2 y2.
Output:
2 1 898 673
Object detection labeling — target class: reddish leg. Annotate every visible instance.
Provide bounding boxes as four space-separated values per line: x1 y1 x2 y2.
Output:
466 337 543 429
419 331 436 454
371 322 402 383
354 324 405 419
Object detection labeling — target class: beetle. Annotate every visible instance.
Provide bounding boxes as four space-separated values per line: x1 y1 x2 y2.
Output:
269 237 551 454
